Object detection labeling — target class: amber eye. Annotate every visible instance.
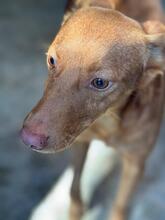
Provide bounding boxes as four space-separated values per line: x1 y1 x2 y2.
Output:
47 56 56 69
91 78 111 90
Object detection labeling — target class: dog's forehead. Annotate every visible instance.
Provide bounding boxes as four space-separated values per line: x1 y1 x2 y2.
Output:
51 8 144 58
48 8 145 70
55 7 143 44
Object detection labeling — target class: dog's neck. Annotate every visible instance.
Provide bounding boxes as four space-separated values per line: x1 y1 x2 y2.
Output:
65 0 164 23
64 0 119 23
73 0 120 9
65 0 119 12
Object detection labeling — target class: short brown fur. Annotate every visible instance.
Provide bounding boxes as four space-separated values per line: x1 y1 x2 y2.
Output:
21 0 165 220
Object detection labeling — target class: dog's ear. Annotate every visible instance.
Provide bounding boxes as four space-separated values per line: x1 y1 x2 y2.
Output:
143 20 165 71
139 21 165 88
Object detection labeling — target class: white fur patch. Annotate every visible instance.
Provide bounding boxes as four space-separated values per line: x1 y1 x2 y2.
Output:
29 141 117 220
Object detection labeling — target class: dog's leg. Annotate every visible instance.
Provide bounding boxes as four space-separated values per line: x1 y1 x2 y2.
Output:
69 142 89 220
109 155 145 220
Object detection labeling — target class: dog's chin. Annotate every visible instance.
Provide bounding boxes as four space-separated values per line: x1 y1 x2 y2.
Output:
30 145 55 154
29 135 77 154
30 144 70 154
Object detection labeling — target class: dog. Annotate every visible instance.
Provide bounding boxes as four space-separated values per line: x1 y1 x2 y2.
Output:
20 0 165 219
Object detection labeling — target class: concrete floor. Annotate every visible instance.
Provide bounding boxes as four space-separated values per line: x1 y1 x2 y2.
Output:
0 1 165 220
0 1 70 220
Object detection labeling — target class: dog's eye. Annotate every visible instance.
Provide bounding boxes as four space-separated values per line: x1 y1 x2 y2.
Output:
91 78 111 90
47 56 56 69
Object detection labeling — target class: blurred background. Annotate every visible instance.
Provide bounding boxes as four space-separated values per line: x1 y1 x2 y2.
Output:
0 0 165 220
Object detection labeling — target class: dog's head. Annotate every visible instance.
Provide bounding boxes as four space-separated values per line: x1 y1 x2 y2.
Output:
20 7 165 153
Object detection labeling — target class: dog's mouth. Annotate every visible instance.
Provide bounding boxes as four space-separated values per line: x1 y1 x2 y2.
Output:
29 144 56 154
30 145 44 151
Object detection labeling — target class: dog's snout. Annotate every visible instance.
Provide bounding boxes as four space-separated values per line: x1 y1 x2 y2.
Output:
20 127 49 151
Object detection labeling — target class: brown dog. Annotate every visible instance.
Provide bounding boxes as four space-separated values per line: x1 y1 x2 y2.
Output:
21 0 165 219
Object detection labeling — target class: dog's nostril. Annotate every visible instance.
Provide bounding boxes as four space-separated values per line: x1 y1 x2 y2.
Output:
40 137 49 145
40 136 49 145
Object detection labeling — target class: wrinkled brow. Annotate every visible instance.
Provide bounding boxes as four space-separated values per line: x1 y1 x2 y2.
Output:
86 62 101 74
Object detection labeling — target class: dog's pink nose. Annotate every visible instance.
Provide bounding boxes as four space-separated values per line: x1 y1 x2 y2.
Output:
20 127 49 150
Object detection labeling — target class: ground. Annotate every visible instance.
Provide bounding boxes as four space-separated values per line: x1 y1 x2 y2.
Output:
0 0 165 220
